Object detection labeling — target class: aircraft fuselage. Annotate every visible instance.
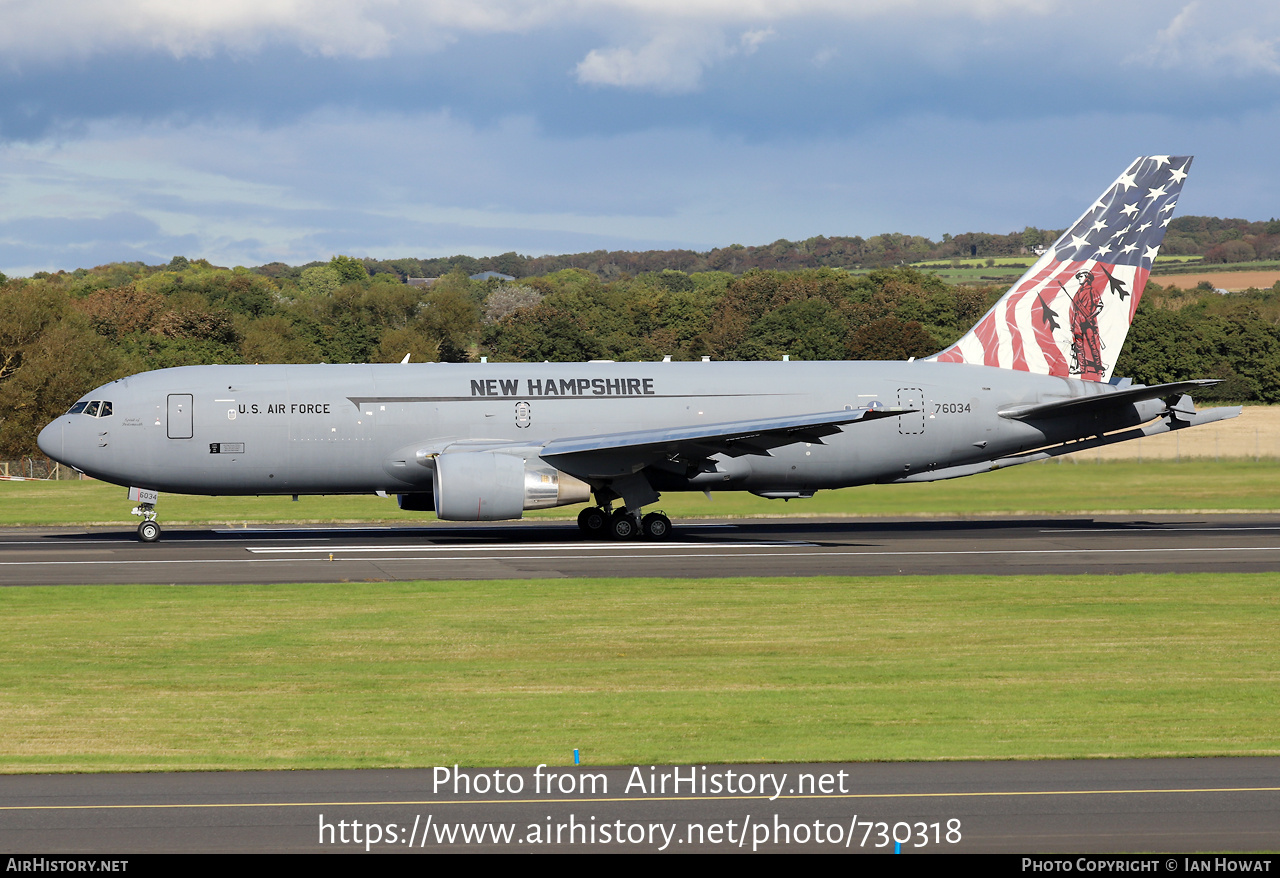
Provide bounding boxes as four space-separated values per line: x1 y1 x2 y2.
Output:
37 360 1162 498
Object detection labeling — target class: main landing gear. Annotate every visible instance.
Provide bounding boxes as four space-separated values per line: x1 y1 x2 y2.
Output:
577 506 672 541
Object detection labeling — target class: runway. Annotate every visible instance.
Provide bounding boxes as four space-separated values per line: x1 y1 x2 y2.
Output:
1 513 1279 585
3 758 1278 853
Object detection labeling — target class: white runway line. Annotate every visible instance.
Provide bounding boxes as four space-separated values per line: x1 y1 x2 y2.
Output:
245 542 814 554
1040 526 1280 533
212 527 391 533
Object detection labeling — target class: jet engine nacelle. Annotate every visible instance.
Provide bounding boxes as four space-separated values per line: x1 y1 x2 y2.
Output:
432 451 592 521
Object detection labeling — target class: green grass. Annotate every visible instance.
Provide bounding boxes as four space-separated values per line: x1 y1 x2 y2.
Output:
3 460 1279 528
1152 258 1280 276
901 256 1279 285
913 257 1035 268
2 574 1276 772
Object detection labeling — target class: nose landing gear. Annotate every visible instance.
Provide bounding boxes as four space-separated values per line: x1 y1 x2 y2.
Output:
129 487 162 542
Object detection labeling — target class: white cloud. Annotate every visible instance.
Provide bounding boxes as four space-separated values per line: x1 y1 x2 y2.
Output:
810 46 837 66
0 0 562 62
575 29 734 91
573 24 774 92
739 27 774 53
0 0 1063 64
1136 1 1280 76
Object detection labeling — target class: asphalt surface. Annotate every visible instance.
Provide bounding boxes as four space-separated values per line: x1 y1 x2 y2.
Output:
5 514 1277 854
2 513 1280 585
3 758 1279 853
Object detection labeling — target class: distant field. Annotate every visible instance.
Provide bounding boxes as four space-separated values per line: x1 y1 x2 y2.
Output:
1148 270 1280 292
2 573 1275 771
915 257 1033 268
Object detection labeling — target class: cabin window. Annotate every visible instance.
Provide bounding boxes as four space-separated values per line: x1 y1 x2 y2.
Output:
98 402 112 417
85 401 101 417
68 401 88 414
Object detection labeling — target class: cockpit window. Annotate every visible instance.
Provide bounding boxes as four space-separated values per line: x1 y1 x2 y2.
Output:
67 399 113 416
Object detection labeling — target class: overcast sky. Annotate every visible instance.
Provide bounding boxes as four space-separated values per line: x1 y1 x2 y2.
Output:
1 0 1277 275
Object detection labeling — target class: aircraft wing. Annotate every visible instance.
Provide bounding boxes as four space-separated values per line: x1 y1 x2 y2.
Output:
998 380 1219 421
540 406 911 478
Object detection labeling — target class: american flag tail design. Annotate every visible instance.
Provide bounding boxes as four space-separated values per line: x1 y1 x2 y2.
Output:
932 156 1190 382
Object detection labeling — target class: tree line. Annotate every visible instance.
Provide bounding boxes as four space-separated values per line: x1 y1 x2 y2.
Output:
223 216 1279 282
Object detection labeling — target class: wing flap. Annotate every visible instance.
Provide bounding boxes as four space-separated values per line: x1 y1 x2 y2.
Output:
540 407 910 477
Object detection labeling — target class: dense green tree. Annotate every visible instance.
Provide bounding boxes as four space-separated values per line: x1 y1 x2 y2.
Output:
419 286 481 362
298 265 342 298
239 316 323 364
375 326 441 363
738 298 847 361
1114 306 1199 385
329 254 370 284
0 318 127 457
846 317 939 361
483 301 603 362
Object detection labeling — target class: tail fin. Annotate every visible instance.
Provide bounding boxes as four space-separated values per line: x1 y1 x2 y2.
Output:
933 156 1191 381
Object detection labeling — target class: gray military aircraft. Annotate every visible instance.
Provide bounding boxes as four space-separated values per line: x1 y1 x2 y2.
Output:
38 155 1239 542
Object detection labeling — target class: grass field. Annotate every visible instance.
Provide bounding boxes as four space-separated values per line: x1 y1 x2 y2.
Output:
2 459 1278 528
4 459 1278 775
2 574 1276 772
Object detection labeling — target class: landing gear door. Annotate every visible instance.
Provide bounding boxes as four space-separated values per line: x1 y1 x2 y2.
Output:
167 394 193 439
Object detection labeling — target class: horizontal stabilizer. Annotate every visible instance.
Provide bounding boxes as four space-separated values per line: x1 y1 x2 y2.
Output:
998 380 1219 421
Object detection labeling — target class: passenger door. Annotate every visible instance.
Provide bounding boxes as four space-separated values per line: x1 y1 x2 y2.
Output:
167 394 193 439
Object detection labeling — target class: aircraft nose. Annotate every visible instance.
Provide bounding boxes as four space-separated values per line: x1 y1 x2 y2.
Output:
37 420 63 461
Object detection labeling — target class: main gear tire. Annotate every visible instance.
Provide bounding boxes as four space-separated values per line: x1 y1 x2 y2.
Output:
577 506 609 539
609 509 639 540
641 512 672 540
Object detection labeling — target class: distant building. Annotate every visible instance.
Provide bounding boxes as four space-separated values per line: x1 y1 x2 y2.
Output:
470 271 515 282
407 277 438 288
